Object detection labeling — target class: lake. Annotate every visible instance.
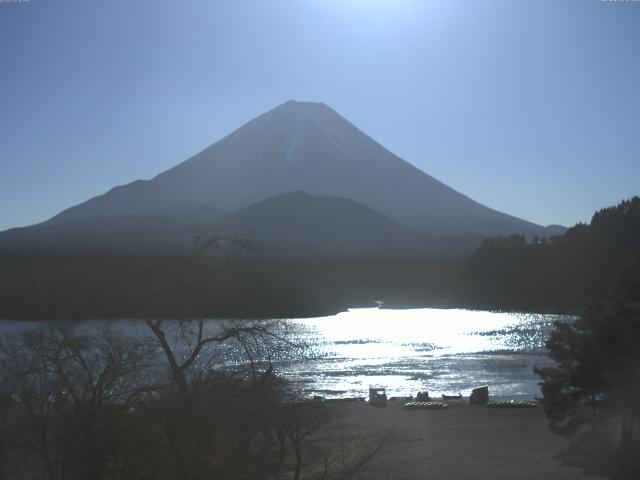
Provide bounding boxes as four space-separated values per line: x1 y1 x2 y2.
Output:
0 307 568 400
285 307 566 400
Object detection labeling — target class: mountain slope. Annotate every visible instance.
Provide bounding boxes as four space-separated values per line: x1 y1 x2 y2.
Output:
0 214 192 253
0 206 225 253
41 100 559 238
0 192 433 256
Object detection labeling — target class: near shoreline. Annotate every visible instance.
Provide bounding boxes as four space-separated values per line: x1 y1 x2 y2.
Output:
332 401 602 480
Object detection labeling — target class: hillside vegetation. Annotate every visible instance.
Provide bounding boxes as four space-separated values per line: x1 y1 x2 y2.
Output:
455 197 640 311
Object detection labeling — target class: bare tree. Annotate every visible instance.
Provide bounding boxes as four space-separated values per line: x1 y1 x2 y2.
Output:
0 323 157 480
144 317 291 398
274 403 389 480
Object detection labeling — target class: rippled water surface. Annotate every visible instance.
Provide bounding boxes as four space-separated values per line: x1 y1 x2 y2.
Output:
0 308 568 400
282 308 567 400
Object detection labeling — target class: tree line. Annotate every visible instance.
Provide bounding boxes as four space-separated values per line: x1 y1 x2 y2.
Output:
455 197 640 312
0 253 459 321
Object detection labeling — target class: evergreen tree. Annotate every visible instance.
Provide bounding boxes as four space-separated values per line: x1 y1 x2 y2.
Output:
535 245 640 478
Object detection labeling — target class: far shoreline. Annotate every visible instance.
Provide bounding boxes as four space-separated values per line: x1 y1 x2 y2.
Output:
0 302 579 323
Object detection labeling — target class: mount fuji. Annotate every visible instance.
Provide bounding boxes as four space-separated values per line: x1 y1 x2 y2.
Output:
0 100 563 255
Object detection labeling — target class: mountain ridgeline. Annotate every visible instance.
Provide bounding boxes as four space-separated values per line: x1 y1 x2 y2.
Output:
0 101 562 256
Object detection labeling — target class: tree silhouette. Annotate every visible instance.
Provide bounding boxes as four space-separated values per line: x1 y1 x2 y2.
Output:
535 240 640 478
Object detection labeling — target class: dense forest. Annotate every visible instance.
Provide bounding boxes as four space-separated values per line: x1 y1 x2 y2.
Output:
0 252 459 320
455 197 640 312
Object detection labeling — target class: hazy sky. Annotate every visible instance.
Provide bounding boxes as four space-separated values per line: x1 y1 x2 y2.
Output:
1 0 638 231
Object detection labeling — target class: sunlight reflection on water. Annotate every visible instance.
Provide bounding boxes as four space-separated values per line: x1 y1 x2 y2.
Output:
281 308 568 400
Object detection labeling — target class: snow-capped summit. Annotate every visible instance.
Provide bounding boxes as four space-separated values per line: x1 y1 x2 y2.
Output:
222 100 356 164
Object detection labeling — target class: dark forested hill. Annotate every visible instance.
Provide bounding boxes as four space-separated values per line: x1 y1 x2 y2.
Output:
215 191 429 256
455 197 640 311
